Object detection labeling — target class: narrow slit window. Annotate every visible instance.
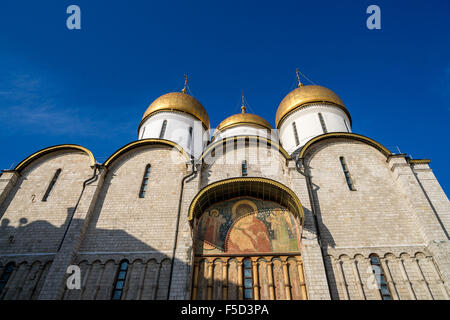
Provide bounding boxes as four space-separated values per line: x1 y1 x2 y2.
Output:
243 259 253 300
139 164 151 198
369 255 392 300
159 120 167 139
339 157 355 191
42 169 61 201
318 113 328 133
343 119 350 132
187 126 193 149
242 160 248 176
111 260 129 300
0 262 15 295
245 137 249 148
140 127 146 139
292 121 300 146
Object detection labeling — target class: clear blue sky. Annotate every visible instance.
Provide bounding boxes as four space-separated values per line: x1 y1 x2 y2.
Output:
0 0 449 194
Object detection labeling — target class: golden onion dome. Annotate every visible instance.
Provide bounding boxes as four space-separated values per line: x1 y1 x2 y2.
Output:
140 92 210 129
275 85 350 128
214 106 273 136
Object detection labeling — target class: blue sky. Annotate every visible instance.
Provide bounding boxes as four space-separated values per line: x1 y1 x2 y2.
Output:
0 0 449 194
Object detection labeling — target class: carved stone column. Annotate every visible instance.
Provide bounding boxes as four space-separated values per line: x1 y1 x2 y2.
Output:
206 258 214 300
296 257 308 300
281 257 292 300
191 259 200 300
222 258 228 300
351 258 366 300
380 257 399 300
237 258 244 300
251 257 260 300
398 256 416 300
266 259 275 300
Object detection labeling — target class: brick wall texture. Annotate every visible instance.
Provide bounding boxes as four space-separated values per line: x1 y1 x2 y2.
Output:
0 138 448 300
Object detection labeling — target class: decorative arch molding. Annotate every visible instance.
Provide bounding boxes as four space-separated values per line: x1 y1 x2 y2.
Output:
298 133 392 159
74 256 170 265
103 138 190 168
200 135 291 161
188 177 304 224
14 144 96 173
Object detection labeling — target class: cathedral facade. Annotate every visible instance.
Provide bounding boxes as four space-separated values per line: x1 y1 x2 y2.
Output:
0 79 449 300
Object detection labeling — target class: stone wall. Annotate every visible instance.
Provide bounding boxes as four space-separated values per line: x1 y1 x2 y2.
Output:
0 151 93 254
301 138 450 299
201 139 290 188
0 137 448 300
304 139 425 248
79 145 187 253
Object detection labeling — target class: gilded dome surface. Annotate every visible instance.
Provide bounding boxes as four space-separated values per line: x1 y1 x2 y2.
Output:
214 107 273 136
141 92 210 129
275 85 348 128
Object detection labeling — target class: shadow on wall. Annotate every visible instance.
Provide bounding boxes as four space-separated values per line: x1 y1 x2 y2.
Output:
0 215 189 300
0 216 309 300
300 168 338 299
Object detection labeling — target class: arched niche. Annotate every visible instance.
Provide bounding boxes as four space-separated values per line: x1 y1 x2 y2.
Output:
189 178 307 300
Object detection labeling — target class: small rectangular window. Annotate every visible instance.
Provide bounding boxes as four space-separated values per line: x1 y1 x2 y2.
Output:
343 119 350 132
42 169 61 202
243 258 253 300
187 126 193 149
369 255 392 300
292 121 300 146
139 164 151 198
318 113 328 133
339 157 355 191
112 260 129 300
159 120 167 139
242 160 248 176
0 262 15 295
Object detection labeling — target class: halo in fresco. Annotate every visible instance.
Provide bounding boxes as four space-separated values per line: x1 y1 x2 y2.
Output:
196 197 300 255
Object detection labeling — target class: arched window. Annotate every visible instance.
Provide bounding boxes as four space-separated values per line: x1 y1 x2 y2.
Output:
159 120 167 139
0 262 15 295
111 260 129 300
139 164 151 198
339 157 355 191
318 113 328 133
369 255 392 300
243 259 253 300
292 121 300 146
42 169 61 201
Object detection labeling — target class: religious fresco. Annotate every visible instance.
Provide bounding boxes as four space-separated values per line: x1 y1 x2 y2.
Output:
196 197 300 255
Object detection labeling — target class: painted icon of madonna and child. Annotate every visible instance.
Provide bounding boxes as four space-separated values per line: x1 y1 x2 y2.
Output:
196 197 300 255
